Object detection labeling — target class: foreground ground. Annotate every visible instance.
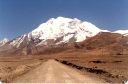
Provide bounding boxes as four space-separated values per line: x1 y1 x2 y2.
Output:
0 57 106 83
13 59 106 83
0 50 128 83
0 57 44 82
54 49 128 83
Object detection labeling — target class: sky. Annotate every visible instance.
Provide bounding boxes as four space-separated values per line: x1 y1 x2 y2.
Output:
0 0 128 40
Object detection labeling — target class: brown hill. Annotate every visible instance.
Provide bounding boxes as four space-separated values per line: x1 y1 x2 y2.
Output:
77 32 121 50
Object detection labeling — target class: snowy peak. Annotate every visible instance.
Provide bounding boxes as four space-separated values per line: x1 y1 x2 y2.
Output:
1 17 109 48
0 38 9 47
31 17 107 43
0 38 9 43
114 30 128 36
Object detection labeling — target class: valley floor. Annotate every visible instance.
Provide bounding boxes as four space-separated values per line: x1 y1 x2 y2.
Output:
0 52 128 83
12 59 106 83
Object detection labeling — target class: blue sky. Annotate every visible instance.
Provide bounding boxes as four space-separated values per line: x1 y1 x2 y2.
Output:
0 0 128 40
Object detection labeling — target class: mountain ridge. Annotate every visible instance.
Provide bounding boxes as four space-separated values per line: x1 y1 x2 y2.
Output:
0 38 9 47
0 17 128 55
2 17 108 48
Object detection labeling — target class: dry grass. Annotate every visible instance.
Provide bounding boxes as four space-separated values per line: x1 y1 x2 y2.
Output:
0 49 128 83
54 50 128 83
0 57 44 82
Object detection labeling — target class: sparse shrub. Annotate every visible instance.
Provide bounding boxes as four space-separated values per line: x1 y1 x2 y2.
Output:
116 53 123 55
61 61 67 64
90 60 106 63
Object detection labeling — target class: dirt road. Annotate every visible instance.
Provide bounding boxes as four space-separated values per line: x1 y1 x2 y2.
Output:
12 59 106 83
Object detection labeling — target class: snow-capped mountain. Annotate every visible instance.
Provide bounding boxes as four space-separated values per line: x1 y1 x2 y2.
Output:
31 17 108 42
7 17 108 48
1 17 128 55
114 30 128 36
0 38 9 47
